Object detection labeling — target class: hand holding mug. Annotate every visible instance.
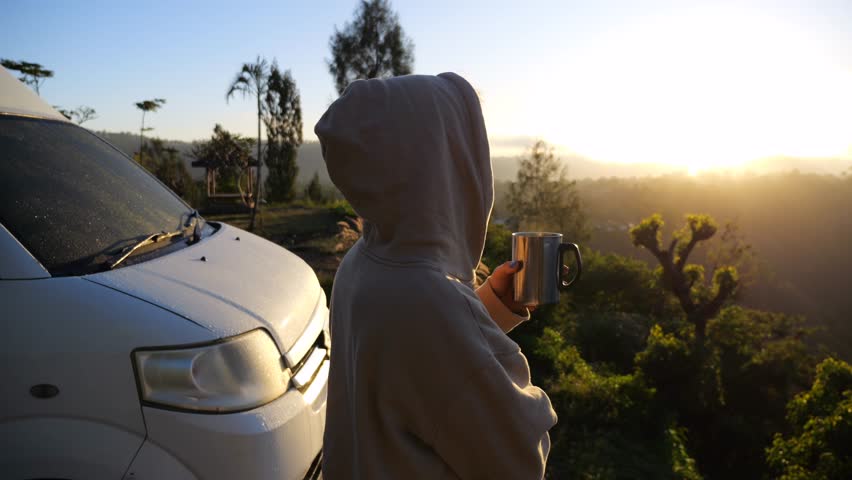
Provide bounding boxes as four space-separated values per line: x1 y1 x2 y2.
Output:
489 261 572 314
489 261 532 314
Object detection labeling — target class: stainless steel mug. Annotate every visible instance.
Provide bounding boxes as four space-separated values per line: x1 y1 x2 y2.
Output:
512 232 583 306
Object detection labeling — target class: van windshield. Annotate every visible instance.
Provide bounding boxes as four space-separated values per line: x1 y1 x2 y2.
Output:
0 115 193 276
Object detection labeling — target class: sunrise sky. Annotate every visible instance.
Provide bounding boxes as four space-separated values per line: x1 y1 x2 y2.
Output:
4 0 852 172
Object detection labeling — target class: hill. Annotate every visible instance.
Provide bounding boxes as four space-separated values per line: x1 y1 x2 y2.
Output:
96 131 851 187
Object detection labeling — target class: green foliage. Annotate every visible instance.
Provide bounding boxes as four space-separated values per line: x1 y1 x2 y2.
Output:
680 307 814 479
506 140 588 239
134 138 198 205
1 58 53 94
767 358 852 480
494 212 815 479
628 213 741 348
191 124 255 180
535 328 702 479
630 213 664 250
226 56 269 103
556 172 852 359
710 265 737 287
134 98 166 153
567 312 651 375
682 214 718 244
571 251 674 317
683 263 705 293
480 222 512 270
327 199 357 219
549 251 678 373
134 98 166 114
636 325 695 387
264 64 302 202
328 0 415 94
304 171 326 204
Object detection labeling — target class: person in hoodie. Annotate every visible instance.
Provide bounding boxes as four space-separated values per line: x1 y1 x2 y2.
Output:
315 72 557 479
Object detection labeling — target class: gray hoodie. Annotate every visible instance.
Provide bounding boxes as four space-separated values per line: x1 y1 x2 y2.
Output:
315 72 557 479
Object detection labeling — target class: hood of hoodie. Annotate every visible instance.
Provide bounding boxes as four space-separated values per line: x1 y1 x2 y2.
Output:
315 73 492 284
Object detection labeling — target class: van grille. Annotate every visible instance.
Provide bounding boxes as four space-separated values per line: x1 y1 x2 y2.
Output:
290 332 329 392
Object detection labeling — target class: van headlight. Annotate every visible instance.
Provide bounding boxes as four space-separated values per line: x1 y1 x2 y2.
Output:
134 329 290 413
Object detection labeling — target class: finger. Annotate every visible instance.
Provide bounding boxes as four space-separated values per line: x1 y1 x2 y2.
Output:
491 260 523 282
495 260 523 275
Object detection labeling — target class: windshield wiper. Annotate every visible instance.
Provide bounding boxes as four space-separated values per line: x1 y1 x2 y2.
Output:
107 229 186 270
185 209 202 244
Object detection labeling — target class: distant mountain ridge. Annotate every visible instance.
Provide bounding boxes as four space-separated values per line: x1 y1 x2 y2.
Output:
96 131 850 185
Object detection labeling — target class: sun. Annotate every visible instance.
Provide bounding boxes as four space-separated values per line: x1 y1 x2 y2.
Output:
520 6 852 170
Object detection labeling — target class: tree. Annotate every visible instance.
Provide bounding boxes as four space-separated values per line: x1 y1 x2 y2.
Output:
305 171 325 204
482 207 818 478
328 0 414 95
191 124 255 205
630 214 738 347
264 64 302 202
506 140 587 240
534 328 702 479
227 56 270 230
57 106 98 125
767 357 852 480
704 219 759 289
135 98 166 154
627 213 818 478
480 222 513 271
135 138 195 202
1 59 53 95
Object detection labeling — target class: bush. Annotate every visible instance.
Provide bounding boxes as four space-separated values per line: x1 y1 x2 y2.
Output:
327 199 357 219
304 171 325 204
536 328 702 479
767 358 852 480
481 222 512 270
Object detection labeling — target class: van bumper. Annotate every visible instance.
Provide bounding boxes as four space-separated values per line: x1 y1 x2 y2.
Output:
129 359 328 480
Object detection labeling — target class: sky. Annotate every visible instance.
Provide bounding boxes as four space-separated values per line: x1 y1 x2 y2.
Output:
3 0 852 173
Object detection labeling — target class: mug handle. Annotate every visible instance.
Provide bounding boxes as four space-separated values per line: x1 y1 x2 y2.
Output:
558 243 583 290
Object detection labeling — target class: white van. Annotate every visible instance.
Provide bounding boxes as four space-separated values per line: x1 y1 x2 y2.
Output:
0 66 328 479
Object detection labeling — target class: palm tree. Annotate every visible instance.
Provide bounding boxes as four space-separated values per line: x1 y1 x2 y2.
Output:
135 98 166 153
226 56 270 230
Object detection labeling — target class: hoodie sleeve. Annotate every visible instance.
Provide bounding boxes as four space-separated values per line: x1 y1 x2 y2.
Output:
475 277 530 333
430 351 557 480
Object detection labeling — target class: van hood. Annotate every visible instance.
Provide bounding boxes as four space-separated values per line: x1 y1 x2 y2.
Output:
84 223 324 362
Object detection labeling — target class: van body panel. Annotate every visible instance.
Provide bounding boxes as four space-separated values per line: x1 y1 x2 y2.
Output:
141 384 326 480
0 222 49 279
85 222 323 354
124 439 198 480
0 277 216 476
0 67 68 121
0 417 146 480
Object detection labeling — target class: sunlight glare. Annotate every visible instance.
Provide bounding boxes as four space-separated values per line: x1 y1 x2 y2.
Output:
523 7 852 169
